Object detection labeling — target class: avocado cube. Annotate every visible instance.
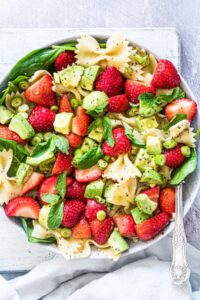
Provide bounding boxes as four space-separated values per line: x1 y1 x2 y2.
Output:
72 148 84 167
88 126 103 143
146 136 162 155
135 194 157 214
0 106 13 124
16 163 33 184
140 169 164 185
135 149 157 172
84 179 105 199
82 91 108 116
9 114 35 139
108 228 129 255
136 116 158 132
53 112 73 135
80 65 100 91
131 207 150 224
103 183 115 203
26 151 55 167
81 137 97 153
58 66 84 88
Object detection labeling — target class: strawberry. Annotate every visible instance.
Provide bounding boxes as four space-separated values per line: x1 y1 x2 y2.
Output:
95 67 124 97
90 217 114 245
0 125 25 144
72 217 91 239
75 165 103 183
164 98 197 122
108 94 130 112
28 105 55 132
72 113 91 137
142 186 160 203
66 180 86 200
52 150 73 175
114 214 136 237
54 51 76 71
67 133 83 148
165 144 185 168
20 172 44 196
159 187 175 217
5 197 40 219
102 127 131 156
62 200 85 228
85 199 107 221
59 94 73 113
24 75 56 107
135 212 169 241
125 80 156 104
151 59 181 88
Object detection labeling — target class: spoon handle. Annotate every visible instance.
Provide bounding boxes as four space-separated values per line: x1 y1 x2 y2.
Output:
170 184 190 285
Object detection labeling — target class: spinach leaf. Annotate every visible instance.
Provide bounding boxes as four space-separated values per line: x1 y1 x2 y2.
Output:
155 87 185 105
47 201 64 230
76 145 104 169
56 172 67 199
21 218 55 244
53 135 69 155
102 117 115 147
124 126 146 148
41 194 60 205
164 114 187 131
194 128 200 139
170 149 197 185
0 138 29 176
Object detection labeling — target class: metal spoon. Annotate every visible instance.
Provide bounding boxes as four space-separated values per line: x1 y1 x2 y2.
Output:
170 184 190 285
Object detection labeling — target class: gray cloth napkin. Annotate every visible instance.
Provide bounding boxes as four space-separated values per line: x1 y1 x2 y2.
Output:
1 236 200 300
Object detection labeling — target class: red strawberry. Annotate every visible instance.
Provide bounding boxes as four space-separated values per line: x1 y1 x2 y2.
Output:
72 217 91 239
0 125 25 144
102 127 131 156
95 67 124 97
75 165 103 183
142 186 160 203
5 197 40 219
54 51 76 71
67 133 83 148
20 172 44 196
159 188 175 217
108 94 130 112
151 59 181 88
62 200 85 228
52 150 73 175
72 114 91 137
135 212 169 241
28 105 55 132
114 214 136 238
90 217 114 245
164 98 197 122
66 180 86 200
59 94 73 113
85 199 107 221
24 75 56 107
125 80 156 104
165 144 185 168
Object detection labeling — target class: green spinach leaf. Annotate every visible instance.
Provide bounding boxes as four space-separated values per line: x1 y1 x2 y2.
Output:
47 201 64 230
41 194 60 205
76 145 104 169
53 135 69 155
102 117 115 147
124 125 146 148
194 128 200 139
164 114 187 131
56 172 67 199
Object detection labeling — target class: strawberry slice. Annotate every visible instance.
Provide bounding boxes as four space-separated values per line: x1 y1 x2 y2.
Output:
52 150 73 175
54 51 76 71
165 144 185 168
0 125 25 144
75 165 103 183
85 199 107 221
59 94 73 113
108 94 130 112
28 105 56 132
67 133 83 148
62 200 85 228
142 186 160 203
159 187 175 217
125 80 156 104
114 214 136 238
135 212 169 241
164 98 197 122
66 180 86 200
20 172 44 196
72 113 91 136
24 75 56 107
5 197 40 219
90 217 114 245
72 217 91 239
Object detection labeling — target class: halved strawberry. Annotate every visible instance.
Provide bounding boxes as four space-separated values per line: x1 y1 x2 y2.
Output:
66 180 86 200
85 199 107 221
0 125 25 144
20 172 44 196
72 113 91 136
159 187 175 217
5 197 40 219
24 75 56 107
142 186 160 203
114 214 136 237
62 199 85 228
28 105 56 132
75 165 103 183
164 98 197 122
72 217 91 239
52 150 73 175
59 94 73 113
135 212 169 241
125 80 156 104
67 133 83 148
54 51 76 71
108 94 130 112
90 217 114 245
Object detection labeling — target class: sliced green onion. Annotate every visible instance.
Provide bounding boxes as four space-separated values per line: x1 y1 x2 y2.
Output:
163 139 177 149
11 96 23 108
70 98 79 110
18 80 29 90
181 146 191 157
50 105 59 112
96 210 106 221
97 159 108 170
60 228 72 238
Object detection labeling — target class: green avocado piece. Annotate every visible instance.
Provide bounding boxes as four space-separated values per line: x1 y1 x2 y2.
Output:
135 194 157 214
108 228 129 255
146 136 162 155
58 65 84 88
81 137 98 153
135 149 157 172
72 148 84 167
82 91 108 116
0 106 13 124
26 151 55 167
131 207 151 224
139 93 162 117
80 65 100 91
53 112 73 135
84 179 105 199
136 116 158 132
16 163 33 184
9 114 35 139
88 126 103 143
140 169 164 185
104 183 115 203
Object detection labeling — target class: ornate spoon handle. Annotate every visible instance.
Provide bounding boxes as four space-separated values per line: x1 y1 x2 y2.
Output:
170 184 190 285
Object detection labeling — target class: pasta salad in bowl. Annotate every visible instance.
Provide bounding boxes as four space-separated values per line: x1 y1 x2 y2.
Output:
0 33 199 260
